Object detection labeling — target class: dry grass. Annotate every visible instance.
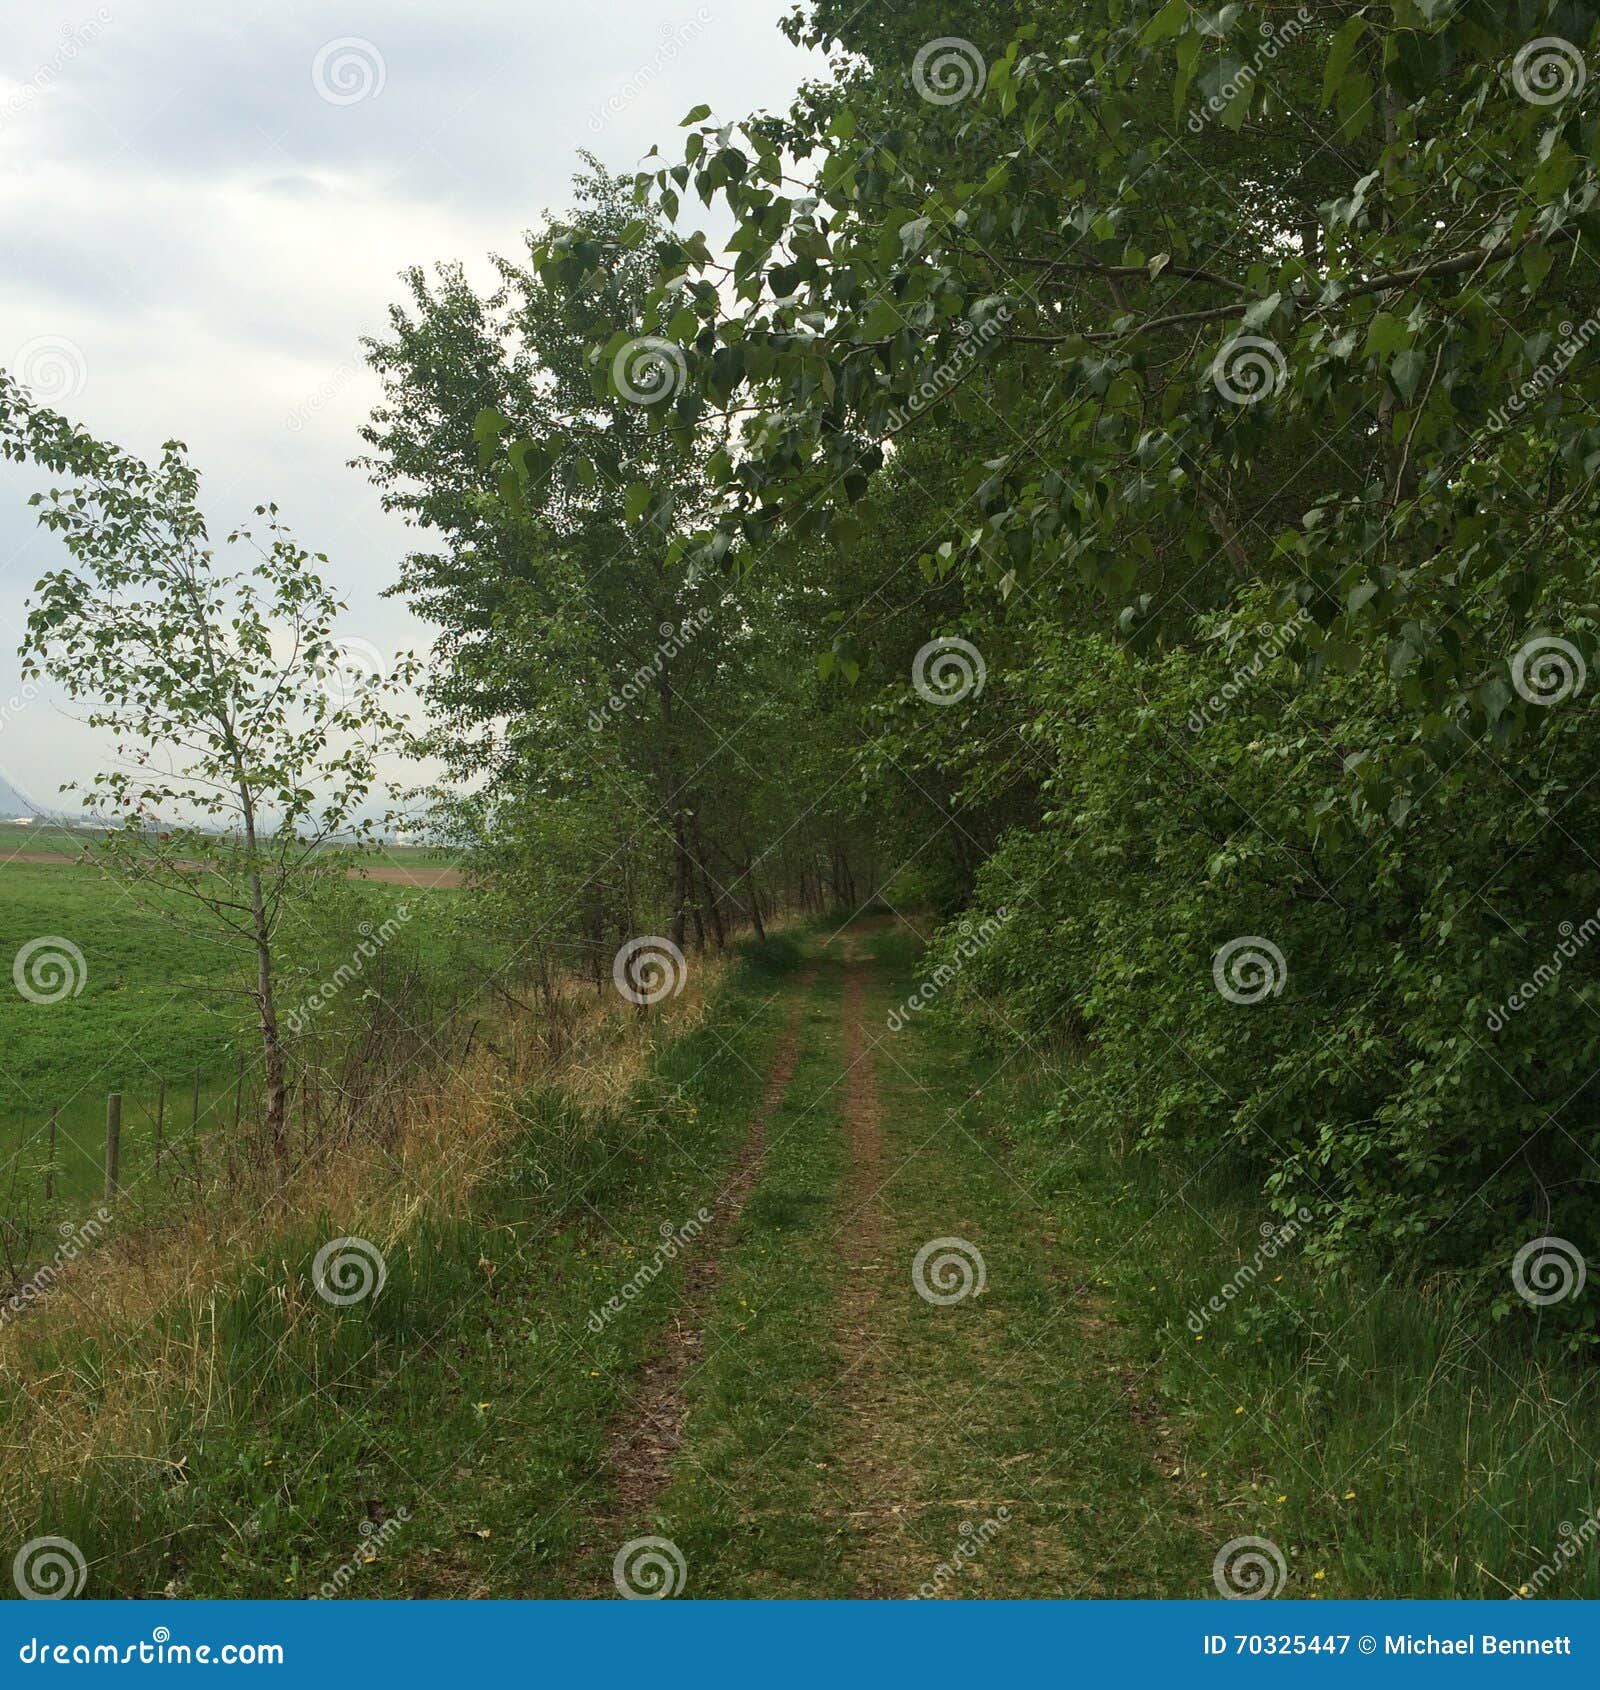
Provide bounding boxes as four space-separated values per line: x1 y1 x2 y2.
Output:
0 948 733 1527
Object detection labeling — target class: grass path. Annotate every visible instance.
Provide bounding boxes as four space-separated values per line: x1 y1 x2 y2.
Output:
622 921 1215 1598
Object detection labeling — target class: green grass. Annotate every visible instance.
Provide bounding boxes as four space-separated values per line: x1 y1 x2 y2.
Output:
5 934 810 1598
0 859 457 1237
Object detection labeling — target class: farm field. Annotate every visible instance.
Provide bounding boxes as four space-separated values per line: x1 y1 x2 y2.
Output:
0 858 458 1222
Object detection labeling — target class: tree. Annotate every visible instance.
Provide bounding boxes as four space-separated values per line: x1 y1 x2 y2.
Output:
0 371 413 1164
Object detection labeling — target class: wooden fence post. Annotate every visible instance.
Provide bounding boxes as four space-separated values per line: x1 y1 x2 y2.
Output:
104 1093 122 1198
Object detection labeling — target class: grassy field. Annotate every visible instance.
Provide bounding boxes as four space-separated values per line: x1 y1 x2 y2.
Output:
0 856 458 1226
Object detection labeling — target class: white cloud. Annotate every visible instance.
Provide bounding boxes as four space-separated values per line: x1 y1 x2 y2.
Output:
0 0 823 805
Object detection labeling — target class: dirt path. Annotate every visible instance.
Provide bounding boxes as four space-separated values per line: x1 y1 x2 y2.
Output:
606 967 817 1519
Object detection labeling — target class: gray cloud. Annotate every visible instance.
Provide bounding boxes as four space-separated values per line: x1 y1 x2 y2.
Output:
0 0 822 809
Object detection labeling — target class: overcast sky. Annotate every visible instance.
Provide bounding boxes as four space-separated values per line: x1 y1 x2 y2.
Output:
0 0 824 813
